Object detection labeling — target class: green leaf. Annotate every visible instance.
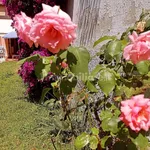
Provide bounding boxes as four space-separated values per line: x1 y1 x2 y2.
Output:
53 87 60 99
132 133 149 149
89 135 99 150
121 26 135 40
100 110 113 120
106 40 122 58
51 81 58 88
113 141 126 150
98 69 116 96
42 56 54 64
124 61 134 73
118 127 129 141
75 133 90 149
51 57 61 75
57 50 68 59
35 59 51 79
40 88 51 103
90 65 102 77
101 116 119 133
127 142 137 150
115 52 123 64
121 39 128 48
93 36 116 47
101 136 110 149
91 127 99 135
136 61 150 75
67 47 90 81
18 54 40 65
86 80 98 93
123 86 135 98
60 78 77 95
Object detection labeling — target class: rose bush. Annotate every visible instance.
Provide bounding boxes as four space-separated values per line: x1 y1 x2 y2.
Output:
3 0 58 101
13 4 77 102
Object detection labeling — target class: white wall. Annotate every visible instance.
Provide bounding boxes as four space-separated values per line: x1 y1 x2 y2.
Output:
0 19 14 35
72 0 150 69
73 0 150 46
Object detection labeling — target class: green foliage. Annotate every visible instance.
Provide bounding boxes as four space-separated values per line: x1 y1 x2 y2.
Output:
90 64 102 77
98 68 117 96
17 54 40 65
101 136 110 149
100 110 113 120
35 58 51 79
89 135 99 149
40 88 51 103
60 77 77 95
131 133 149 149
113 141 127 150
67 46 90 80
105 40 122 60
75 127 100 150
127 142 137 150
86 80 98 93
136 60 150 75
93 35 116 47
75 133 90 149
91 127 99 135
101 116 120 133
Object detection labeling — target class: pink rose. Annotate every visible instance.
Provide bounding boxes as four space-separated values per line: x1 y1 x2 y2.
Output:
123 31 150 64
120 94 150 132
13 12 33 47
29 4 77 53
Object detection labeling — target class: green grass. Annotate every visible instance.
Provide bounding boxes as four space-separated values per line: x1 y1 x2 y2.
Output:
0 61 76 150
0 61 54 150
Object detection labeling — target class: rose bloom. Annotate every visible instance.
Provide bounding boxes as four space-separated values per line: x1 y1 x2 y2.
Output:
29 4 77 53
120 94 150 132
13 12 33 47
123 31 150 64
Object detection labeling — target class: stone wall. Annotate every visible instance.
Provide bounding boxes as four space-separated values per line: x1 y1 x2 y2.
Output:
73 0 150 46
71 0 150 69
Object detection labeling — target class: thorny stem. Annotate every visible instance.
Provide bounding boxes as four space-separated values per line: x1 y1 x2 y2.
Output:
50 137 57 150
68 115 77 137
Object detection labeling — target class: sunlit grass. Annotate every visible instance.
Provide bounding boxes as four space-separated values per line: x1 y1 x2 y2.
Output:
0 61 53 150
0 61 76 150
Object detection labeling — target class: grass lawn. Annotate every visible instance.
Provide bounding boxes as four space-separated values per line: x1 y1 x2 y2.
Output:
0 61 57 150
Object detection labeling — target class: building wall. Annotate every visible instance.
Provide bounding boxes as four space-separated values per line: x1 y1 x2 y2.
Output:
72 0 150 68
0 4 15 58
73 0 150 46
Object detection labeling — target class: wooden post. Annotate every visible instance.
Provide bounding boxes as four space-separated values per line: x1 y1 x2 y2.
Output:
72 0 101 46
